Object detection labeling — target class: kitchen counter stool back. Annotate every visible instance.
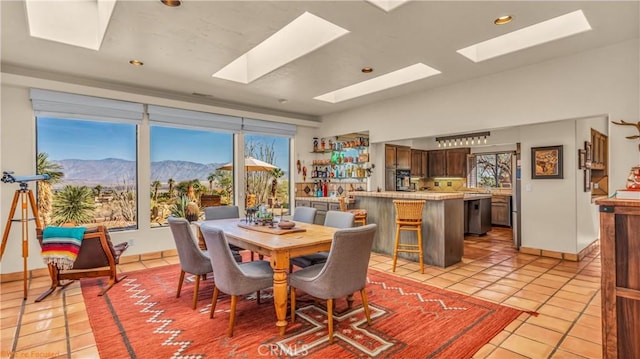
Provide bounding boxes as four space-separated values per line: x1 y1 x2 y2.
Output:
339 196 367 226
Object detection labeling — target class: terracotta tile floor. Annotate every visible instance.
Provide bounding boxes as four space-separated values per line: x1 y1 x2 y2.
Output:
0 227 602 358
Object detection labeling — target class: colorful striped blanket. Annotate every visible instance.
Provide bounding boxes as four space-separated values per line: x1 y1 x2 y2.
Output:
41 226 86 270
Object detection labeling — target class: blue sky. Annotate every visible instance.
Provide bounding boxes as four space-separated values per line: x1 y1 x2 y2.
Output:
37 118 289 170
37 117 136 160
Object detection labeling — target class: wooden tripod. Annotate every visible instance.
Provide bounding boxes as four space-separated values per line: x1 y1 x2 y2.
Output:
0 182 41 299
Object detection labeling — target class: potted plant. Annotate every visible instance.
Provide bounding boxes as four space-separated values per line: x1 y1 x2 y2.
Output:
170 195 201 222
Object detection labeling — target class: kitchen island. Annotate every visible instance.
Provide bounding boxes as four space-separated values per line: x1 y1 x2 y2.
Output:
352 191 464 267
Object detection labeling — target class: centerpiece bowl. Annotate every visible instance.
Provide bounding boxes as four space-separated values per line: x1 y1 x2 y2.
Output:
277 220 295 229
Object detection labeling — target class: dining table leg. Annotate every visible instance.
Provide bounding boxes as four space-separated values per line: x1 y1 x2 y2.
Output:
271 251 290 336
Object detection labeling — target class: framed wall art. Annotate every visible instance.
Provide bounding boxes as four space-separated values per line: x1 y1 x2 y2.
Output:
584 141 592 169
578 149 586 169
531 145 563 179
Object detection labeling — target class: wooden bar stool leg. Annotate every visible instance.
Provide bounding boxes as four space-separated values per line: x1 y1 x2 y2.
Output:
393 224 401 272
417 226 424 274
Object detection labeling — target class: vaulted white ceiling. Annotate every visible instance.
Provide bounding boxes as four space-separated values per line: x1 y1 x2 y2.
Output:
2 1 638 121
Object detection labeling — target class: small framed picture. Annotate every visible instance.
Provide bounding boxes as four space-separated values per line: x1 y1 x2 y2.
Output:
584 169 591 192
584 141 592 169
578 149 586 169
531 145 563 179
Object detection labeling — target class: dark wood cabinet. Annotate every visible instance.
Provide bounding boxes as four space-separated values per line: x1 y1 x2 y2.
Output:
428 150 446 177
491 195 511 227
446 148 470 178
397 146 411 169
421 151 428 179
428 148 469 178
385 144 411 169
385 145 397 169
596 198 640 358
411 149 428 177
591 129 608 171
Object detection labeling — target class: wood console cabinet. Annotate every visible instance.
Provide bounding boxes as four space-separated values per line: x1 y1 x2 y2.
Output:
596 198 640 358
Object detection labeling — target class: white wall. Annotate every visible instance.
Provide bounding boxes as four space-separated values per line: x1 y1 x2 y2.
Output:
319 39 639 254
575 116 608 253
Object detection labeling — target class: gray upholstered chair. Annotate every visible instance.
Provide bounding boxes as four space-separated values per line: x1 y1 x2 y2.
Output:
289 224 377 343
200 223 274 337
204 205 239 220
204 205 244 261
290 210 355 270
292 206 317 224
324 210 356 229
167 216 213 309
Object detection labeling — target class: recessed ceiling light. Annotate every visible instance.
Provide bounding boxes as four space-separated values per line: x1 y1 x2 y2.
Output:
212 12 349 84
129 60 144 66
494 15 513 25
457 10 591 63
161 0 181 7
361 67 373 73
314 63 441 103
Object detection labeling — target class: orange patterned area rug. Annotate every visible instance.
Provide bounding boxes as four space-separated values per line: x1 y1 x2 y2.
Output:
81 264 524 358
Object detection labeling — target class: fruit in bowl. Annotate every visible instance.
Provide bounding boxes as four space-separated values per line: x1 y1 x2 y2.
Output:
277 220 295 229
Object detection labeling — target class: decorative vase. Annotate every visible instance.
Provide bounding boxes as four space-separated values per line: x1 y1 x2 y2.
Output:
626 166 640 190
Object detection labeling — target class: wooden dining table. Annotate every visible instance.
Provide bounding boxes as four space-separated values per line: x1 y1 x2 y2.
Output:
194 218 337 335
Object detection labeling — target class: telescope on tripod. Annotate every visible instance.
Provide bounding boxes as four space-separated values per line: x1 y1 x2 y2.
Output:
1 171 51 299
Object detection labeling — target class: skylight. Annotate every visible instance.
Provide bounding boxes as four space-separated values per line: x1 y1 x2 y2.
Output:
314 63 441 104
25 0 116 51
212 12 349 84
457 10 592 63
365 0 411 12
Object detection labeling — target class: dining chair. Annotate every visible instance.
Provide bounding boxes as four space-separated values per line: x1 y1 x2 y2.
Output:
289 224 378 344
168 216 213 309
290 210 355 270
292 206 317 224
200 224 274 337
204 205 246 261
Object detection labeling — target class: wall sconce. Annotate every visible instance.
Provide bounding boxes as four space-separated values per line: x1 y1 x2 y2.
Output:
435 131 490 148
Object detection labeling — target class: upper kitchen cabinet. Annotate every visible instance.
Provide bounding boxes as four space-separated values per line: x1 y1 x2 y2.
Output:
385 144 411 169
428 148 470 178
590 128 609 197
428 150 446 177
411 149 428 178
590 129 607 170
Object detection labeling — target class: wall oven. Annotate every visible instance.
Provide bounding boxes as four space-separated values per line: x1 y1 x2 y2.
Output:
395 169 411 191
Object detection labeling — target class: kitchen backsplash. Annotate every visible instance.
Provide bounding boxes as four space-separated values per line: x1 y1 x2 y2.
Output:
295 181 366 197
420 178 467 192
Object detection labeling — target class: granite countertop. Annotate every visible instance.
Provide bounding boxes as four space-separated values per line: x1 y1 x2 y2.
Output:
351 191 464 200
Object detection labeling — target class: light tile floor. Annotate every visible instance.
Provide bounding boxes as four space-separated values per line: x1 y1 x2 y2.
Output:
0 227 602 358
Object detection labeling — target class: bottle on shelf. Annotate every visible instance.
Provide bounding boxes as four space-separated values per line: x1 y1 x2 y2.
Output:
322 180 328 197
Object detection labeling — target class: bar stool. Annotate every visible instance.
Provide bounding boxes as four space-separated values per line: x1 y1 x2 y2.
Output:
339 196 367 226
392 200 425 274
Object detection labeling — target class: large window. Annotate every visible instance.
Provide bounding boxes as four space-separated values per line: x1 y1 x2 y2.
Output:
468 152 513 188
244 134 290 210
36 117 138 231
150 125 233 226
